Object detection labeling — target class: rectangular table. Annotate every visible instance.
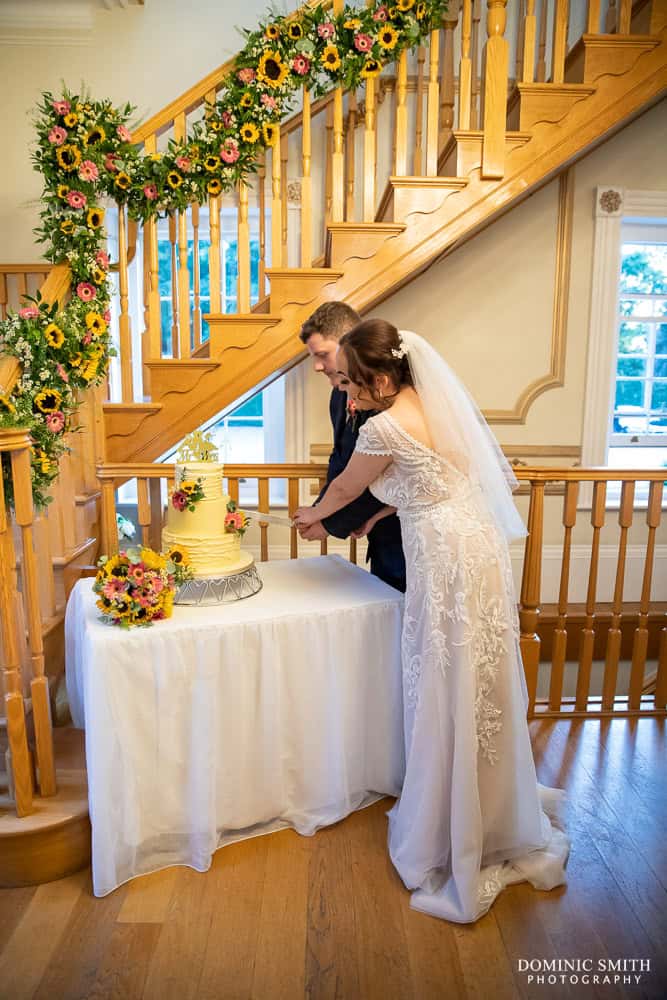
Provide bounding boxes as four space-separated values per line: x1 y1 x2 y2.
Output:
66 555 405 896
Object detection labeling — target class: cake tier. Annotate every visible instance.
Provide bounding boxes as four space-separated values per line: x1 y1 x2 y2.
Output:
165 496 229 539
162 527 246 578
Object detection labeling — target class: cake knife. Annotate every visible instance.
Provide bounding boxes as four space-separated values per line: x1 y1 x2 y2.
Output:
254 510 296 527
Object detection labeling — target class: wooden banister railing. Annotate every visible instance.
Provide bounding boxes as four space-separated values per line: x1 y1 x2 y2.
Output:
96 462 667 722
0 264 53 320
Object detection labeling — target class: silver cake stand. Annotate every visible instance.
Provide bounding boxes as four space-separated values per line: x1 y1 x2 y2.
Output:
174 563 263 605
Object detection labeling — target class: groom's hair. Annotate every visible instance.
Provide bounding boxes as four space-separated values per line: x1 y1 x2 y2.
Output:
299 301 360 344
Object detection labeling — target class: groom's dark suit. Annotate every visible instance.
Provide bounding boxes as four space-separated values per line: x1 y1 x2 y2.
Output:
317 387 406 592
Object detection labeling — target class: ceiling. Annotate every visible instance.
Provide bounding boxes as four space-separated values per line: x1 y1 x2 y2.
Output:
0 0 144 45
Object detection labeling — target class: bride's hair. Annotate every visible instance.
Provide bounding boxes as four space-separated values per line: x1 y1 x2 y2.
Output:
339 318 413 408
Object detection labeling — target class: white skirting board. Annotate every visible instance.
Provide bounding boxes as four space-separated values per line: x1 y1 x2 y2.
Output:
247 543 667 606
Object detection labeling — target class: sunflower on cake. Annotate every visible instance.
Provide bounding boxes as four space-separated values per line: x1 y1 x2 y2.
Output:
162 431 254 581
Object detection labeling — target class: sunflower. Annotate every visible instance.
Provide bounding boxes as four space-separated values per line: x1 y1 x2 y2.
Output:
416 1 426 18
37 449 52 474
140 548 166 571
80 361 99 383
167 170 183 188
397 0 415 9
56 144 81 172
321 44 341 72
44 322 65 349
287 22 303 39
63 112 79 127
204 155 220 173
262 122 279 146
207 178 222 195
87 207 104 229
92 267 106 285
264 23 280 40
257 50 289 89
84 126 106 146
240 122 259 144
378 24 399 49
343 17 362 29
360 57 383 78
85 311 107 335
167 544 190 565
115 172 131 191
70 353 83 368
57 184 69 199
0 394 16 415
239 92 254 109
34 388 62 414
208 119 223 132
60 219 75 235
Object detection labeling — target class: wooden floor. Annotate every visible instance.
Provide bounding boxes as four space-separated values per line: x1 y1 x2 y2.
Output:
0 718 665 1000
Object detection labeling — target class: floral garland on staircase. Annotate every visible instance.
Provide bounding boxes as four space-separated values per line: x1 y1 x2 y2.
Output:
0 0 447 508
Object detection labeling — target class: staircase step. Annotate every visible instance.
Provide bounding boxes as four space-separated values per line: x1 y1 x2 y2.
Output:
102 401 163 443
325 222 406 269
565 34 660 84
439 130 532 178
144 359 220 401
507 83 596 131
375 176 469 224
265 267 344 312
204 314 283 356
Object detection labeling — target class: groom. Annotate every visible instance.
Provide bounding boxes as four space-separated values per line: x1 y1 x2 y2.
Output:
298 301 406 592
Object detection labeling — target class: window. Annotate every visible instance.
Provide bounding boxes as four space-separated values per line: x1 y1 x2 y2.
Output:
609 233 667 472
581 188 667 504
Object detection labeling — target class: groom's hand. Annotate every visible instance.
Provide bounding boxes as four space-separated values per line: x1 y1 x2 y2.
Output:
298 521 329 541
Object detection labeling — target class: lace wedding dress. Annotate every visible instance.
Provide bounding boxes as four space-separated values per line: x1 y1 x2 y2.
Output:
356 410 570 923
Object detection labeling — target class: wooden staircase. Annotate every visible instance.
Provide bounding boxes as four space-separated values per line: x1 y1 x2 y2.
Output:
85 1 667 463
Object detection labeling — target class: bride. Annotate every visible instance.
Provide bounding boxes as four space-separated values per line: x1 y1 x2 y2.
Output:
294 319 570 923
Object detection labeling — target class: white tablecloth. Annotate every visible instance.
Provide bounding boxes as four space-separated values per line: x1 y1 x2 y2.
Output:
66 555 405 896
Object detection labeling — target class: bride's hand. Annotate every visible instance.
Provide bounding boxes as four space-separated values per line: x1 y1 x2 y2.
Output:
350 515 376 539
293 505 319 528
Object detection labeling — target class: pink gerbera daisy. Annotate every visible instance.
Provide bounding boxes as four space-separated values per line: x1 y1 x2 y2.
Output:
143 183 158 200
56 362 69 383
117 124 132 142
78 160 99 182
76 282 96 302
317 21 335 38
66 190 87 209
19 306 39 319
221 110 235 127
292 55 310 76
95 249 110 269
373 5 389 20
46 411 66 433
104 152 120 173
175 156 191 172
354 33 373 52
237 67 255 84
219 139 240 164
52 100 71 116
48 127 67 146
260 94 278 111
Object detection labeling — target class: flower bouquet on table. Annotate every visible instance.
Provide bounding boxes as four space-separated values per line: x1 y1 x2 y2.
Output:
94 547 176 628
164 544 195 588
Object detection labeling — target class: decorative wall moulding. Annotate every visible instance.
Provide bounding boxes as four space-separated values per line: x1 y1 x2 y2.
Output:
0 0 143 47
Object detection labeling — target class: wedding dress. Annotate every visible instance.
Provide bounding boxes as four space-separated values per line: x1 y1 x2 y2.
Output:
355 408 570 923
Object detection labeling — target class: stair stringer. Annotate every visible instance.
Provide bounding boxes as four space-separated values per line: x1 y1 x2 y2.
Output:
103 28 666 466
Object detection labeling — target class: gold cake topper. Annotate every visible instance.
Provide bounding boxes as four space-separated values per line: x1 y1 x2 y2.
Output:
176 430 219 463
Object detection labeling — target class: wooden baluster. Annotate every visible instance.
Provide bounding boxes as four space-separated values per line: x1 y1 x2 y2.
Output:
258 478 269 562
414 44 426 175
519 480 544 716
439 6 459 156
471 0 483 127
395 49 409 175
33 512 57 621
617 0 631 33
349 537 358 565
0 439 33 816
537 0 548 81
271 135 283 268
0 271 7 320
117 203 134 401
362 66 378 217
192 202 202 350
11 445 56 796
16 272 27 307
288 478 299 559
459 0 473 130
601 481 634 711
552 0 569 85
522 0 537 83
655 614 667 711
174 113 191 359
238 182 251 314
325 102 334 224
332 24 345 221
588 0 601 33
208 190 221 318
516 0 526 84
346 91 358 219
100 478 119 557
149 478 163 552
628 480 663 711
481 0 509 179
605 0 617 32
280 133 289 265
575 480 606 712
549 481 578 711
258 152 267 295
168 213 179 355
301 89 313 266
426 27 441 174
137 477 151 547
143 136 161 382
318 476 329 556
228 478 240 506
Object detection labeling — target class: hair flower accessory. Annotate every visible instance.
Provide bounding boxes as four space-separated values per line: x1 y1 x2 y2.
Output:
391 336 408 360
